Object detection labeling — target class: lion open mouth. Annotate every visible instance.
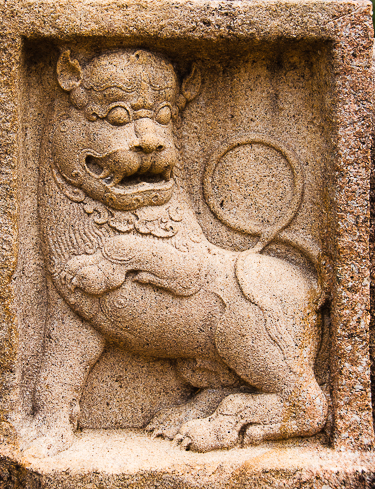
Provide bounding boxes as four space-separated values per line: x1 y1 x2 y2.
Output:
79 153 175 210
85 154 173 190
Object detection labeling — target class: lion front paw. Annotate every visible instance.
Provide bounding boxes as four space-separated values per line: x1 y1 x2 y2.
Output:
59 252 126 295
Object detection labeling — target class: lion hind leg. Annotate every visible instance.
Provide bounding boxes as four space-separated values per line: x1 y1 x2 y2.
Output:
183 254 327 452
175 382 327 452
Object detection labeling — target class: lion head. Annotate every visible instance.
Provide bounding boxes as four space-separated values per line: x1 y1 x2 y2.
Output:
50 49 201 211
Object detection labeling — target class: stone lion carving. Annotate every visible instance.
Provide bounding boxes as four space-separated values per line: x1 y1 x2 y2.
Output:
24 49 327 457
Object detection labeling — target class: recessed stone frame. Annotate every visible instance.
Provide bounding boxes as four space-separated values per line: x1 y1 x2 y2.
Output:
0 0 373 452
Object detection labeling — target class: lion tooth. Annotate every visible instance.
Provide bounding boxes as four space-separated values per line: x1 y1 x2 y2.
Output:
103 174 114 185
100 168 111 179
162 168 172 181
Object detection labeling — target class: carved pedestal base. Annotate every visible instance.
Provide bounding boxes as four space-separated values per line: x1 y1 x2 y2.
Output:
1 431 375 489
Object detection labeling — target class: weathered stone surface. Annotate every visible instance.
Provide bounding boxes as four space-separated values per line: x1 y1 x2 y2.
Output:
370 38 375 441
0 0 374 487
79 349 193 429
2 432 375 488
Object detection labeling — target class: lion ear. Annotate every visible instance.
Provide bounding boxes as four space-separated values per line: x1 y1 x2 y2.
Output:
57 50 82 92
181 63 201 102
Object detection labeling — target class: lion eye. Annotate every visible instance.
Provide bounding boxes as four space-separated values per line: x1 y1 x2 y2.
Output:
155 106 172 125
107 107 131 126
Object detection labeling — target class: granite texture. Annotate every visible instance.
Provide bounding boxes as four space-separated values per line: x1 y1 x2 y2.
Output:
2 432 375 489
0 0 373 487
370 38 375 440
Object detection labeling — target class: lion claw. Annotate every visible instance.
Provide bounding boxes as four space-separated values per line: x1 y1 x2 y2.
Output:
173 433 192 450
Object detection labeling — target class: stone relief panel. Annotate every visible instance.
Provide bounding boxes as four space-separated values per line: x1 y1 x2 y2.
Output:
15 43 332 457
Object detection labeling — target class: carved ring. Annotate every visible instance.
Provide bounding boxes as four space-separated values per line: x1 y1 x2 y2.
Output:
203 133 304 253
